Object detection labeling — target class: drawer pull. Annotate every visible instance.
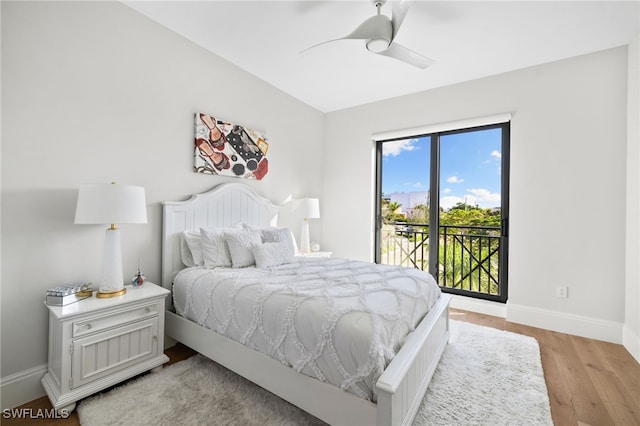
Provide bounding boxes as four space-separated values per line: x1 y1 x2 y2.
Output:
145 307 152 314
85 323 92 330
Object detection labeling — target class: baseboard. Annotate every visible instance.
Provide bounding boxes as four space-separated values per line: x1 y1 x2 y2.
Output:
1 364 47 410
623 324 640 363
449 294 507 318
452 299 638 359
506 303 623 344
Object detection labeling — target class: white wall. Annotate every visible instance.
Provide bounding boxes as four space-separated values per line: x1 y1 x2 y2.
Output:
1 1 323 408
625 32 640 361
323 47 631 345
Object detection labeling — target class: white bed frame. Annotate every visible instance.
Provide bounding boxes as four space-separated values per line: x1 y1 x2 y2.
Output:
162 182 451 426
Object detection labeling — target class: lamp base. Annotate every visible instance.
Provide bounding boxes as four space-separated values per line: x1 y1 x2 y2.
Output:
96 288 127 299
98 228 126 299
300 219 311 253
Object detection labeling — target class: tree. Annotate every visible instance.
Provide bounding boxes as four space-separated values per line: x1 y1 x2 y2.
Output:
381 199 404 223
440 203 500 229
409 203 429 224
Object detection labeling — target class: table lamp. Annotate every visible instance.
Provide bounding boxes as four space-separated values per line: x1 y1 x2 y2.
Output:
74 183 147 298
297 198 320 253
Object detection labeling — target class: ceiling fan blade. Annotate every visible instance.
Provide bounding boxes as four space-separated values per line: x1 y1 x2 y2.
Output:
390 0 410 41
300 14 391 54
345 14 391 41
377 43 435 69
299 37 347 54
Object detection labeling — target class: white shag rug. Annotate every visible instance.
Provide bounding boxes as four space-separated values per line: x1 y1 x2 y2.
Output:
78 321 553 426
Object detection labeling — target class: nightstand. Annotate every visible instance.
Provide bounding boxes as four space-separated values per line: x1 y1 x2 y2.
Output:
296 251 333 258
41 282 170 413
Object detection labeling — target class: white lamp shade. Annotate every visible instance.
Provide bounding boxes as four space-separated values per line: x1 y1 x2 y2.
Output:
298 198 320 219
74 183 147 298
75 183 147 225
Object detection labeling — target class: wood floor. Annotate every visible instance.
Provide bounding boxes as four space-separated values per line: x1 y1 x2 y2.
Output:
4 309 639 426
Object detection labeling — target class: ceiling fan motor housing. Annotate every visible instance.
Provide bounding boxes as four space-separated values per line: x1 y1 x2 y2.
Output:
366 37 390 53
364 14 392 52
301 0 434 69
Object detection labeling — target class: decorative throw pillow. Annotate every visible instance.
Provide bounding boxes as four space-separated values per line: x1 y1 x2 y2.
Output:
260 227 298 253
200 228 232 268
252 239 295 268
224 229 262 268
261 227 288 242
182 231 203 267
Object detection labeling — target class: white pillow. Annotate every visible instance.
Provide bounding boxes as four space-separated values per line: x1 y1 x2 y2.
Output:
260 227 296 255
200 228 232 268
260 227 287 242
243 225 299 253
252 239 295 268
224 229 262 268
182 231 203 266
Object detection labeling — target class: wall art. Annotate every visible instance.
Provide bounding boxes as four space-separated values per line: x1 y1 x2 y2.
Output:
194 113 269 180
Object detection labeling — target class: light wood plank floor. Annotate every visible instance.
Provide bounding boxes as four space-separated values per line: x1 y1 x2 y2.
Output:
4 309 638 425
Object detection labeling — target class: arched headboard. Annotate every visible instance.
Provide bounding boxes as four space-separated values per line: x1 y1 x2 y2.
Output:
162 182 280 289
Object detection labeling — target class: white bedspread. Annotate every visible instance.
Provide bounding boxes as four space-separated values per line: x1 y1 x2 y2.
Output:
173 257 441 401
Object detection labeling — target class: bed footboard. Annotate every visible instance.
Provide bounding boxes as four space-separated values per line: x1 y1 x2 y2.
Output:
165 310 378 426
376 294 451 426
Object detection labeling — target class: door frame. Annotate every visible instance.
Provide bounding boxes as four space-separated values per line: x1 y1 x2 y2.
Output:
374 121 510 303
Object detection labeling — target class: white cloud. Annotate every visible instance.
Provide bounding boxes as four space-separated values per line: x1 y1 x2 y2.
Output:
382 139 417 157
467 188 500 202
465 188 501 208
490 150 501 160
440 196 464 210
446 176 464 184
440 188 501 210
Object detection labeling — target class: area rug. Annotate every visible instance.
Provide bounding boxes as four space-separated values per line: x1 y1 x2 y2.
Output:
77 320 553 426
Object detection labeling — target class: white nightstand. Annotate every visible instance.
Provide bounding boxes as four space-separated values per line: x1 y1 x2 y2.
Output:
41 282 170 413
296 251 333 258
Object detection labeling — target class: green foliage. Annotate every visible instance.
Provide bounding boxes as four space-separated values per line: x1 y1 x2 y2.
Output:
381 198 405 223
440 203 500 230
409 203 429 224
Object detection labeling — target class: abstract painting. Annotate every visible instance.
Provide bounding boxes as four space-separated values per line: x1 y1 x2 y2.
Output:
194 113 269 180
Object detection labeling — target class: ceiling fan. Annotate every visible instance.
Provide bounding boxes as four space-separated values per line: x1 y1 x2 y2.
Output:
301 0 434 69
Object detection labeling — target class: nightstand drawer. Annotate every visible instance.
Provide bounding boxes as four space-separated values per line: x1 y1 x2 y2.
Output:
71 317 159 388
72 302 159 338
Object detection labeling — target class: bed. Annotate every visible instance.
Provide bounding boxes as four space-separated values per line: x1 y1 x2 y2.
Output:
162 182 451 426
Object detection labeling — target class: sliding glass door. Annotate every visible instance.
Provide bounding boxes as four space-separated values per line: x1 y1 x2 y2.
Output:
375 122 510 302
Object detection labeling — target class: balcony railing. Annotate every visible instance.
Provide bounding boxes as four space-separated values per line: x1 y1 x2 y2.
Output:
380 222 502 299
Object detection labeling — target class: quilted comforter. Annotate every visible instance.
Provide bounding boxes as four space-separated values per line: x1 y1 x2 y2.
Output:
173 257 441 400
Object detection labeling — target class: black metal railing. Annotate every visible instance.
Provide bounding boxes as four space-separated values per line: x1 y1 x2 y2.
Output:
380 223 430 270
380 222 502 298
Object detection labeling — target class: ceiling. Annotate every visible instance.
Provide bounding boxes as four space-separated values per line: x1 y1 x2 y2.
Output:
123 1 640 113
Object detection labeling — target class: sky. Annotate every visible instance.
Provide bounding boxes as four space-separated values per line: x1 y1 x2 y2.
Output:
381 127 503 210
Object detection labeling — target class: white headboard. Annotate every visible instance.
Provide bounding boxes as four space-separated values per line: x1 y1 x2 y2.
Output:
162 182 280 289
